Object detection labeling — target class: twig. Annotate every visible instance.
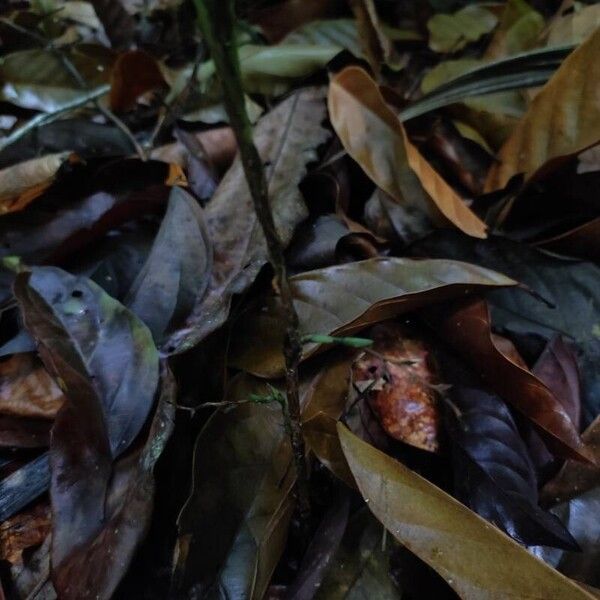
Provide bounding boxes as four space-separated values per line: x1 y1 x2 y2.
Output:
0 85 110 152
0 17 145 159
194 0 312 528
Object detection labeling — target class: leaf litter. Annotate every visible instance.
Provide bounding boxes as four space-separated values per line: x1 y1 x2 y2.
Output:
0 0 598 598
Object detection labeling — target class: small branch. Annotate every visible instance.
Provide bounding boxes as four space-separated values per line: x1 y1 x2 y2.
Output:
0 17 145 159
0 85 110 152
194 0 312 527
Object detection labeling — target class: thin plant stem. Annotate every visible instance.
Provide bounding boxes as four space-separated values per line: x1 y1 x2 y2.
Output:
194 0 312 527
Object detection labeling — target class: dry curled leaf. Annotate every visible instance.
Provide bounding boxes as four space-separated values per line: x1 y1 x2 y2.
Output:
352 324 440 452
0 502 51 566
328 66 487 238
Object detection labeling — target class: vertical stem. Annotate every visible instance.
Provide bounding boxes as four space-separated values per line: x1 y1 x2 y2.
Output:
194 0 311 525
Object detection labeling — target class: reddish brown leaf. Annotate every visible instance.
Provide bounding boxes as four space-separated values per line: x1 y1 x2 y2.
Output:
0 354 64 420
351 324 440 452
424 297 591 462
0 501 51 565
109 50 167 112
0 415 51 448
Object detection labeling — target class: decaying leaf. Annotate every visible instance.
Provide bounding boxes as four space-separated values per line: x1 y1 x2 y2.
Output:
229 257 516 377
14 266 160 598
338 424 595 600
0 353 64 419
352 324 440 452
0 501 51 566
486 27 600 191
425 296 590 462
165 87 330 353
328 66 488 238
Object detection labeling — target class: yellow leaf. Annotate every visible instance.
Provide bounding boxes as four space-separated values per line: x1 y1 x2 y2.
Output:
328 66 487 238
486 27 600 191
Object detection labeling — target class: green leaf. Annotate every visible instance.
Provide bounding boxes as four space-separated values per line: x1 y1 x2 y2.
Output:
0 45 114 111
198 43 340 96
400 44 574 122
338 424 595 600
427 5 498 53
229 257 516 378
485 0 545 58
282 18 363 57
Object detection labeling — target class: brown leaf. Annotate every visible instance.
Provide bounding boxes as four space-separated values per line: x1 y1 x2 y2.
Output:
486 28 600 191
0 353 64 420
229 257 516 378
351 324 440 452
338 424 596 600
165 87 330 354
0 153 73 215
537 217 600 262
328 66 488 238
109 50 167 112
424 297 591 462
0 501 51 565
0 415 51 448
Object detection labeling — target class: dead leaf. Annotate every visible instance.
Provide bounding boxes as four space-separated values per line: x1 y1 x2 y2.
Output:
352 324 440 452
424 297 591 462
0 353 64 419
486 27 600 191
328 66 488 238
338 424 595 600
0 501 51 566
0 153 73 215
229 257 516 378
165 87 330 354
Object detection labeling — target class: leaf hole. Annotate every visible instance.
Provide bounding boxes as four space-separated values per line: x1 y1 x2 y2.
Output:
71 289 83 298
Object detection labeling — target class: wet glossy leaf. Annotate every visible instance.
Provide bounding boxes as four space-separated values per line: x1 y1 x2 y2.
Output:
427 5 498 53
425 296 589 462
0 45 114 111
230 257 516 377
328 66 488 238
486 27 600 190
125 186 212 346
412 231 600 423
13 266 160 597
533 486 600 588
338 424 595 600
50 363 175 600
445 386 578 549
165 87 330 354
